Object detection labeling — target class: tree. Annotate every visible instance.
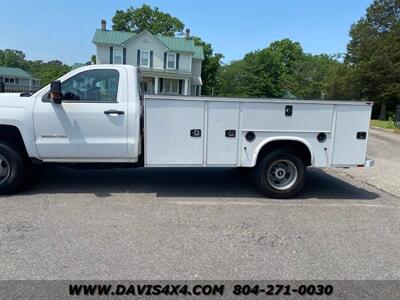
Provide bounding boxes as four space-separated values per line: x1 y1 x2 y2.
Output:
112 4 184 36
216 47 285 97
346 0 400 119
0 49 71 86
325 61 356 100
192 37 223 95
27 60 71 86
0 49 26 68
215 39 342 99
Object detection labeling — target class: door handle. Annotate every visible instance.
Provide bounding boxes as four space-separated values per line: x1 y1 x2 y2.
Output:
104 110 124 115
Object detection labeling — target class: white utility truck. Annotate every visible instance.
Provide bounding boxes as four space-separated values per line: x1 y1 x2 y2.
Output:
0 65 374 198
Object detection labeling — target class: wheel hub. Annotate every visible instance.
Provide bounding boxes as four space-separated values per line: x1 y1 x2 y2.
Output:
274 168 286 179
267 159 298 191
0 154 11 185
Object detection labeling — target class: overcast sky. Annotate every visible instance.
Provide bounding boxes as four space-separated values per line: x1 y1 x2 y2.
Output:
0 0 373 65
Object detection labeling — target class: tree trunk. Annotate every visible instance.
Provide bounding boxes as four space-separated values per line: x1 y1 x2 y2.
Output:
379 102 387 120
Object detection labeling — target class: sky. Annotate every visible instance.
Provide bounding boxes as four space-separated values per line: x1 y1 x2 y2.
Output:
0 0 373 65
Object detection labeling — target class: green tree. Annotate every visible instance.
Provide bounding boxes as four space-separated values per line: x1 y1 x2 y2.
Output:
192 37 223 95
0 49 26 68
26 60 71 86
216 39 342 99
346 0 400 119
0 49 71 86
112 4 184 36
216 47 285 97
325 60 355 100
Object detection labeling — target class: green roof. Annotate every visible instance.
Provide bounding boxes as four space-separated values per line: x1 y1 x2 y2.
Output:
93 29 135 45
193 46 205 60
0 66 36 79
157 35 195 52
92 29 204 60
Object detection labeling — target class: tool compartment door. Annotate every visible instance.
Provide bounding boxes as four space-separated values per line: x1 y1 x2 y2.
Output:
145 99 204 165
206 102 240 165
332 105 371 166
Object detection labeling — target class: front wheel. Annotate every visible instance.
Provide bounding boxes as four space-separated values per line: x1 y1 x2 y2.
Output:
0 141 28 195
253 149 306 198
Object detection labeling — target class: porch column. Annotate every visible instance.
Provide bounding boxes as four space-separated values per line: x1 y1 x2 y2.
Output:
184 79 189 96
154 76 159 94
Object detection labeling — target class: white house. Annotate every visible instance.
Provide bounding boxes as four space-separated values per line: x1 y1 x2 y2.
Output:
92 20 204 96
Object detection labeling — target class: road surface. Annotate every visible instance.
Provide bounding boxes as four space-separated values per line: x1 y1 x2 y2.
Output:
336 128 400 197
0 163 398 280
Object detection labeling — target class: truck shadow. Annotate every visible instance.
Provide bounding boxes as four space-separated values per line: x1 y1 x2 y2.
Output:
17 166 379 200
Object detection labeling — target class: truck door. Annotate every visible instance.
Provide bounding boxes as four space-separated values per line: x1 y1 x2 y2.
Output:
33 69 128 159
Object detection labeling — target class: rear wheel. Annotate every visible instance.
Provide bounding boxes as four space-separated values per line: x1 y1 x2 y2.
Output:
0 141 27 195
253 149 306 198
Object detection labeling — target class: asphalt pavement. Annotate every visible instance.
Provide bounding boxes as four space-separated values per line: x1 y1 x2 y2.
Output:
337 128 400 197
0 129 399 280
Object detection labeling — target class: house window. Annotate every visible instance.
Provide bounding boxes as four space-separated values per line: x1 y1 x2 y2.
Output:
113 47 123 64
141 50 150 67
5 78 15 84
167 53 176 69
163 78 179 94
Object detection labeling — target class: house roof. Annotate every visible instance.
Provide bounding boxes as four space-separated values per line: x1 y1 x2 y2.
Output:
0 66 37 79
93 29 136 45
92 29 204 60
193 45 205 60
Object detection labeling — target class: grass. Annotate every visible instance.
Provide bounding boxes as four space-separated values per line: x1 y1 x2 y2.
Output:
370 119 400 133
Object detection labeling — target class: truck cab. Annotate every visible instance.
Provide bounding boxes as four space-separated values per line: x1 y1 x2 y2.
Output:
33 65 142 162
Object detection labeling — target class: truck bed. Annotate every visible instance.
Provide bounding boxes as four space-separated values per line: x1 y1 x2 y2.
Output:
144 95 372 168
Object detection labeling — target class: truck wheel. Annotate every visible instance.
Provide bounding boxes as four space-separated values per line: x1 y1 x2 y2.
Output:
0 141 27 195
253 149 306 198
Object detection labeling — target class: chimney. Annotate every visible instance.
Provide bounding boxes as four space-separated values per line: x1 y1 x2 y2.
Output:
185 28 190 39
101 19 106 31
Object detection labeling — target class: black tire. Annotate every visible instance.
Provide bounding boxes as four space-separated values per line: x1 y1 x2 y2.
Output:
252 149 306 199
0 141 28 195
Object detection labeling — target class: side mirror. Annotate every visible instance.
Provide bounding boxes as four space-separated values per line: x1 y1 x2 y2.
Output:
49 80 62 104
0 82 4 93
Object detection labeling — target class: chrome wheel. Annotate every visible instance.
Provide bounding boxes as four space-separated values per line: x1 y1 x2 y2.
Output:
267 159 298 190
0 154 11 185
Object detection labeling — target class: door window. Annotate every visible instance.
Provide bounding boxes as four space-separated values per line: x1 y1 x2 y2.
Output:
61 69 119 102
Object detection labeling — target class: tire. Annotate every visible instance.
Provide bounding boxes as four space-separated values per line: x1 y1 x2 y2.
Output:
0 141 28 195
252 149 306 199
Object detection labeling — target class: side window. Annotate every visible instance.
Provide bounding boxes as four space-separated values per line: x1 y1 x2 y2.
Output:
61 69 119 102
